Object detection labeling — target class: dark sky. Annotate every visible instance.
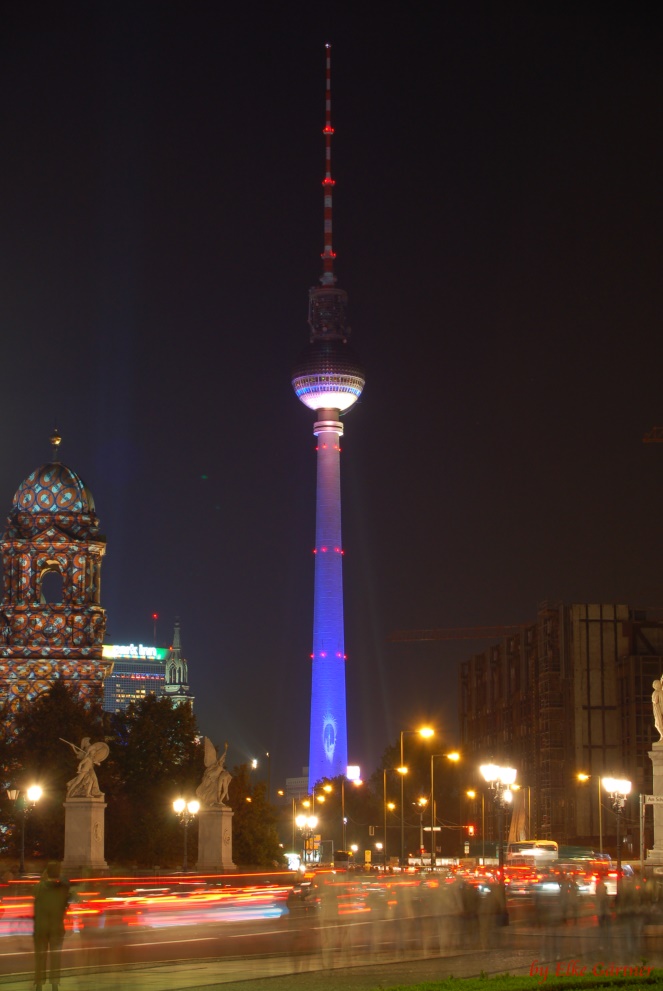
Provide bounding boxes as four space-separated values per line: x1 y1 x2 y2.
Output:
0 4 661 789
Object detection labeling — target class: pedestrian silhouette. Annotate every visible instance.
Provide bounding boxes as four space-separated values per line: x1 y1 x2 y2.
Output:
33 861 71 991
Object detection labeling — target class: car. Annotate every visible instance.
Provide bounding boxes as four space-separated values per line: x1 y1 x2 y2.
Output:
504 866 539 896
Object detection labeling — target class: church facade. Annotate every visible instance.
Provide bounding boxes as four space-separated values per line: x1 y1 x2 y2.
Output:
0 443 111 710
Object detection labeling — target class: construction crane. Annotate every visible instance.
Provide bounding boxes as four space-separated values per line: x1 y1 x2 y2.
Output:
388 626 527 643
643 427 663 443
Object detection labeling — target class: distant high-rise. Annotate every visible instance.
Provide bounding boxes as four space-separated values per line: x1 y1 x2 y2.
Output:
102 619 194 712
292 46 365 791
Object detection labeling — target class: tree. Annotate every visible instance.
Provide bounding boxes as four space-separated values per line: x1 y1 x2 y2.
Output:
106 695 201 866
229 764 285 867
5 682 106 860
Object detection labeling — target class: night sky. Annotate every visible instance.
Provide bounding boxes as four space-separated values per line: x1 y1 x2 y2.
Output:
0 4 661 789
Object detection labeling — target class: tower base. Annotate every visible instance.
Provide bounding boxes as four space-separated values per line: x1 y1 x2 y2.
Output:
62 796 108 874
647 745 663 864
197 807 236 872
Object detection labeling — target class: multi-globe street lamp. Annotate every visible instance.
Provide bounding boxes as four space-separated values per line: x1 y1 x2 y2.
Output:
172 798 200 872
400 726 434 864
602 777 631 877
295 814 318 866
480 762 516 920
7 785 43 876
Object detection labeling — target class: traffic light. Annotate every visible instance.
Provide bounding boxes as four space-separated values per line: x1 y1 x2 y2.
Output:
467 824 475 836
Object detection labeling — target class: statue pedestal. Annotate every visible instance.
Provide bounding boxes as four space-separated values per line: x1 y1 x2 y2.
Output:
62 797 108 874
197 807 236 872
647 745 663 864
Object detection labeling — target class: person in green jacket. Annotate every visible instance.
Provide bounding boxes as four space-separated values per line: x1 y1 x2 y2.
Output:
33 862 71 991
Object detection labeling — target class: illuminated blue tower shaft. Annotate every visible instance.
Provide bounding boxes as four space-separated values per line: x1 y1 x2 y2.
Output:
308 412 347 789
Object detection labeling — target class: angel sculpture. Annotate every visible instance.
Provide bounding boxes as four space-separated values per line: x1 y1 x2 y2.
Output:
653 679 663 740
61 737 109 799
196 738 232 808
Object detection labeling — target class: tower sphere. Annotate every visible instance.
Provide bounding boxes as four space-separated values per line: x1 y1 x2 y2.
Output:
292 338 365 413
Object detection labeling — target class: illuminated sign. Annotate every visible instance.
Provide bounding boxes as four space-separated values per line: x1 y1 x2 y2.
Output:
102 644 169 661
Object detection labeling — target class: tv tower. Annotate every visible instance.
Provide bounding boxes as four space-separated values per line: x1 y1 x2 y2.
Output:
292 45 365 791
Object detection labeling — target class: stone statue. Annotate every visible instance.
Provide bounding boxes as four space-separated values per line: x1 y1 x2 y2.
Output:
653 681 663 741
196 738 232 808
61 738 109 799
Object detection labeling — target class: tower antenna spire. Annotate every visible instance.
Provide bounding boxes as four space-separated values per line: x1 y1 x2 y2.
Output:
320 42 336 287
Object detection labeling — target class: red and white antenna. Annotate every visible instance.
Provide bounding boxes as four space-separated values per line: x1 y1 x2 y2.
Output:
320 43 336 287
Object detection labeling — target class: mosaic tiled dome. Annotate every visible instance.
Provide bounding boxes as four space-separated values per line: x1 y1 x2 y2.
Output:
12 463 96 515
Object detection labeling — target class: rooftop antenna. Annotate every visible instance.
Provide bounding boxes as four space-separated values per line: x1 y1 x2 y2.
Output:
320 43 336 288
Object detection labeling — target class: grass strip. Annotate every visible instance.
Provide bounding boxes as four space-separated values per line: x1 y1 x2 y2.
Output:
383 970 663 991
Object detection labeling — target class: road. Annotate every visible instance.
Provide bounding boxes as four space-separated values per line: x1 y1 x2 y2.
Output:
1 874 660 991
0 899 650 990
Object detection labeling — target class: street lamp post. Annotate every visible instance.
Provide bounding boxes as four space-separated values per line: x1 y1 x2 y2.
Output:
415 798 428 861
480 762 516 922
265 752 271 804
578 773 604 855
7 785 42 876
467 789 486 864
383 772 388 869
173 798 200 872
400 727 434 864
340 768 362 854
383 767 405 870
602 777 631 878
430 752 460 868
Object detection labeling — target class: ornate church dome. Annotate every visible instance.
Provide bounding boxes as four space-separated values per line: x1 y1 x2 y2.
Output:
12 462 96 515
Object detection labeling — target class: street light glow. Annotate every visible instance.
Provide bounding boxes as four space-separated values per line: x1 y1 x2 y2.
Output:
480 763 516 786
602 777 631 795
27 785 42 803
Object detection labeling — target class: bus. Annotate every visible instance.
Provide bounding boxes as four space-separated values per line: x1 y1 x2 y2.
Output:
506 840 559 864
